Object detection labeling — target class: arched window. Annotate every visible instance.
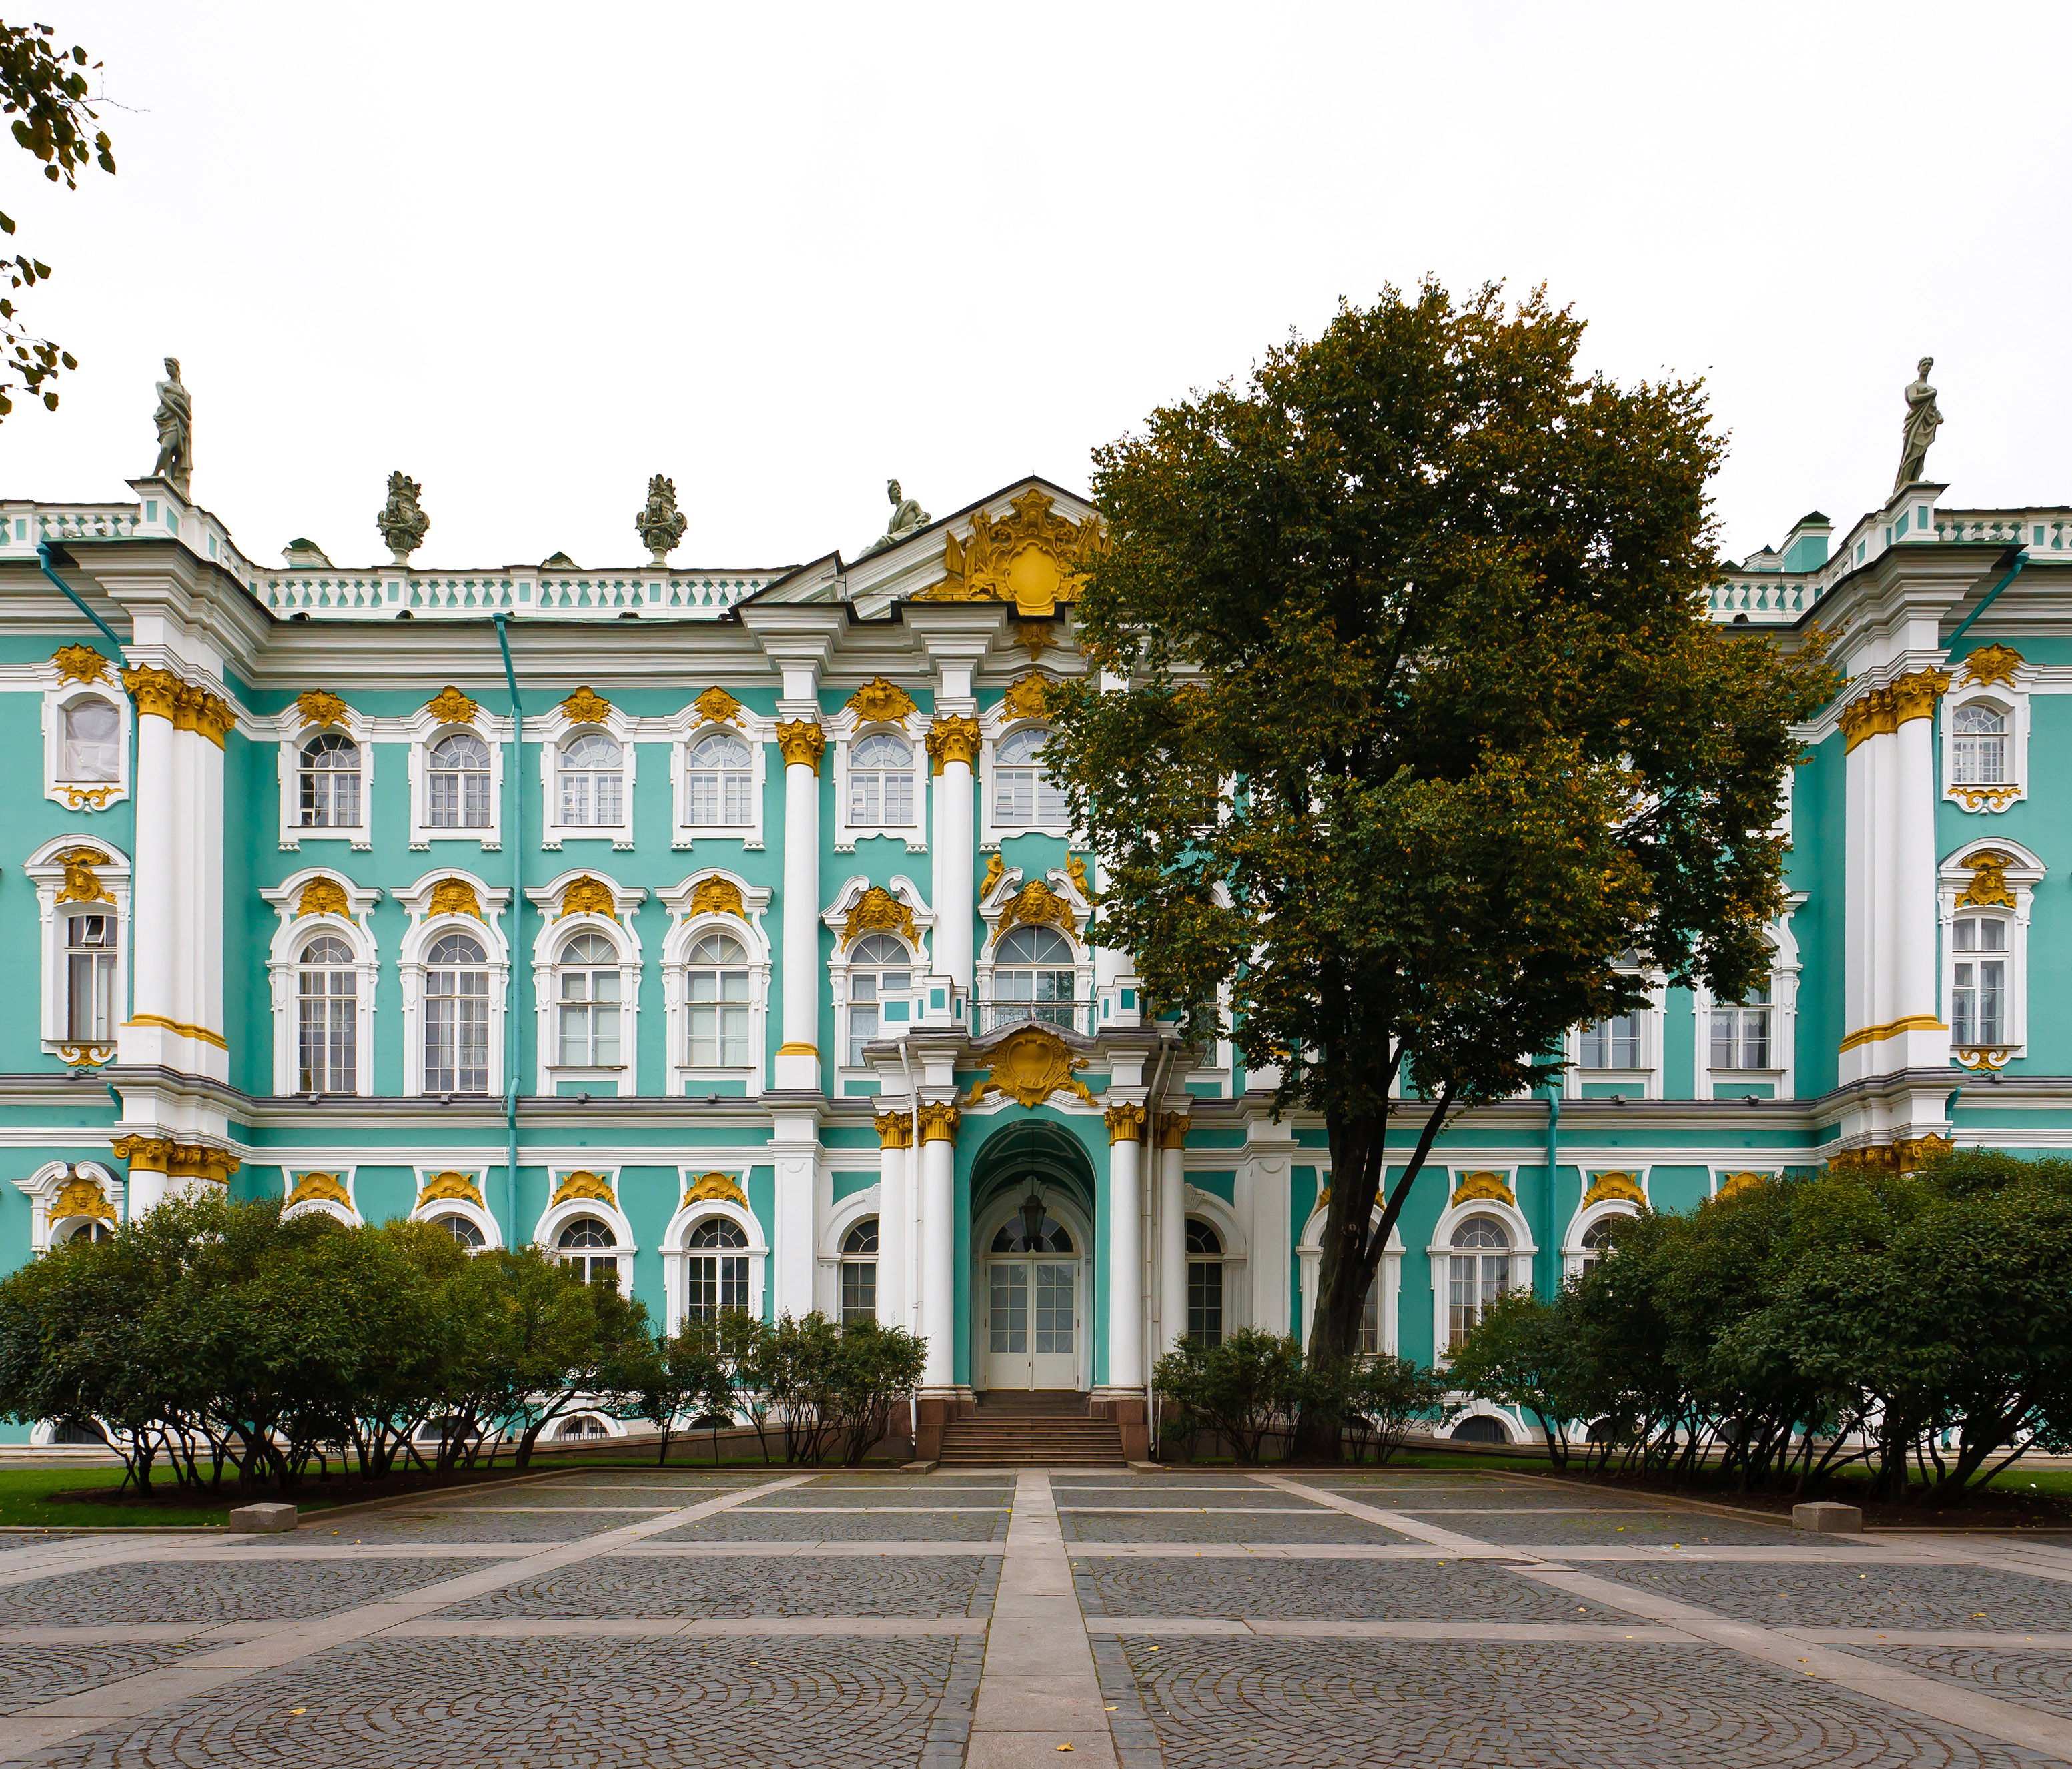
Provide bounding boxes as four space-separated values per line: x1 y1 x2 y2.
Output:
686 931 750 1067
556 931 622 1067
685 731 752 826
1709 977 1772 1071
299 732 362 828
1578 1217 1617 1277
1953 704 2008 786
1953 913 2007 1046
994 926 1075 1030
428 732 492 828
849 732 914 828
64 911 118 1042
297 934 357 1094
558 731 623 828
436 1214 484 1249
63 1220 113 1246
994 726 1064 827
847 931 911 1065
557 1216 618 1283
61 700 119 782
686 1217 749 1319
1359 1274 1384 1355
1185 1219 1223 1347
1447 1215 1512 1350
424 931 490 1093
841 1218 879 1323
990 1213 1074 1255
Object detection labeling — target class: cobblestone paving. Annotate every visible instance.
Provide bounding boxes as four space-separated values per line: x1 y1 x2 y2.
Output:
0 1559 484 1624
1107 1636 2049 1769
1061 1509 1396 1544
1056 1491 1305 1510
1586 1561 2072 1631
1425 1509 1796 1546
1074 1556 1624 1622
312 1509 634 1543
0 1644 209 1714
441 1554 997 1620
1843 1646 2072 1720
654 1510 1011 1544
31 1635 977 1769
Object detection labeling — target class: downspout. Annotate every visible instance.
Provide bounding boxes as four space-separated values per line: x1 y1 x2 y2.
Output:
1542 1086 1561 1293
1945 554 2025 654
494 615 525 1240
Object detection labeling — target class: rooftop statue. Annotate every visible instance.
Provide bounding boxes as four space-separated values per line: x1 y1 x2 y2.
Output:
1895 356 1943 492
861 478 931 557
635 473 688 562
151 358 192 497
376 471 430 565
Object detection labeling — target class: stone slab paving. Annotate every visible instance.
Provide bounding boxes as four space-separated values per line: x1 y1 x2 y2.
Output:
1 1461 2071 1766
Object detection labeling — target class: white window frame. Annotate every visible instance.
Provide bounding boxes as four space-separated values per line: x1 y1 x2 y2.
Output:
822 874 937 1089
1173 1187 1253 1347
277 716 374 852
13 1160 123 1254
540 704 637 851
660 870 772 1099
408 709 506 851
1690 905 1801 1100
536 1176 636 1300
43 681 131 812
1564 1193 1644 1283
24 836 132 1061
975 863 1096 1041
667 701 770 852
662 1188 768 1333
817 1187 884 1320
831 712 928 855
1427 1180 1535 1367
282 1165 361 1227
1942 683 2028 814
1297 1202 1388 1354
1564 971 1664 1099
259 869 382 1098
410 1167 502 1248
1937 838 2041 1061
395 870 512 1098
980 719 1071 844
523 872 648 1097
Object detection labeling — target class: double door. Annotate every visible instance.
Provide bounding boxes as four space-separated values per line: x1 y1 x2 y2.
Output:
984 1257 1080 1389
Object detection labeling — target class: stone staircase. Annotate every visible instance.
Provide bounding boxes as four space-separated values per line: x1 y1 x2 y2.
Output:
937 1391 1127 1467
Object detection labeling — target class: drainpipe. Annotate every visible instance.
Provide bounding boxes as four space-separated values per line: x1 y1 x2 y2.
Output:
1542 1087 1561 1293
494 615 525 1240
1944 554 2026 655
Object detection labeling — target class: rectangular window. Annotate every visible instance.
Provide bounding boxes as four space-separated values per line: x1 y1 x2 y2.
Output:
298 978 356 1093
1709 983 1772 1070
1953 917 2007 1046
425 982 489 1093
848 975 879 1066
841 1259 876 1325
1358 1273 1383 1355
1187 1259 1223 1347
1448 1252 1510 1350
686 973 750 1067
65 915 117 1042
1580 1013 1641 1069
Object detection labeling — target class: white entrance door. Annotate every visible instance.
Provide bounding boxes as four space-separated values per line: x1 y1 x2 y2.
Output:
984 1257 1081 1390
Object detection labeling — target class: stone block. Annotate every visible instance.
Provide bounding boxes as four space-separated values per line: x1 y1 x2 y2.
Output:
227 1502 297 1533
1792 1500 1862 1533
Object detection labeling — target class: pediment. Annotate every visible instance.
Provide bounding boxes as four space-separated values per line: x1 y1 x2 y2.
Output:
841 477 1101 620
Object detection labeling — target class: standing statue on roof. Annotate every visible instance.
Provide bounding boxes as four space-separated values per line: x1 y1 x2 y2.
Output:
150 358 192 497
635 473 688 562
861 478 931 556
376 470 430 565
1895 356 1943 492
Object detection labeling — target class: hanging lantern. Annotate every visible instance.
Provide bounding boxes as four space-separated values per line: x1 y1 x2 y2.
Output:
1019 1186 1047 1250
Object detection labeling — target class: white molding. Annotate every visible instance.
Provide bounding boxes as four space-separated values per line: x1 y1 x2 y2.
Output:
275 714 374 852
538 701 638 851
23 834 131 1057
41 678 131 813
823 873 937 1079
525 871 648 1098
977 711 1073 846
1562 1195 1641 1281
975 862 1095 1035
259 868 382 1097
659 870 772 1100
827 706 928 856
1941 674 2029 814
661 1182 768 1334
394 870 512 1099
1427 1175 1536 1367
410 1165 502 1249
969 1182 1094 1394
1938 836 2043 1059
13 1160 123 1253
406 708 506 852
1690 906 1802 1101
670 714 770 852
282 1164 361 1227
535 1168 636 1299
816 1185 884 1318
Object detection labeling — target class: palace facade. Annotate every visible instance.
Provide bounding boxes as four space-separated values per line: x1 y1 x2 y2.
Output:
2 445 2067 1452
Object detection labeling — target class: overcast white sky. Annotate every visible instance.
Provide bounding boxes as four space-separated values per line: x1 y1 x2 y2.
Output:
3 3 2067 574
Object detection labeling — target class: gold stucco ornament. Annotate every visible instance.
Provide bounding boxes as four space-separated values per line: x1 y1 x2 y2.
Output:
51 644 110 684
873 1111 913 1150
427 877 484 919
776 720 826 772
296 876 350 919
964 1025 1098 1110
286 1171 351 1209
684 1171 747 1207
558 875 618 920
918 489 1106 618
847 678 917 724
1582 1171 1646 1208
688 876 746 921
551 1170 615 1209
1450 1171 1514 1208
1001 674 1052 720
561 686 613 726
694 686 744 726
841 884 917 951
51 1175 113 1222
925 714 981 774
426 684 479 725
1962 644 2023 688
296 689 350 729
1105 1102 1147 1144
1957 851 2016 910
995 878 1077 942
55 847 114 905
420 1170 485 1207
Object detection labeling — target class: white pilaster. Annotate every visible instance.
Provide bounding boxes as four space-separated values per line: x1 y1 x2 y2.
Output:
875 1106 913 1335
917 1101 957 1391
1107 1114 1145 1390
769 1109 818 1320
123 700 176 1062
1157 1126 1188 1354
776 722 823 1091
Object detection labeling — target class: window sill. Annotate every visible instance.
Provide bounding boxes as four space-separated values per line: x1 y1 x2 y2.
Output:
280 826 372 852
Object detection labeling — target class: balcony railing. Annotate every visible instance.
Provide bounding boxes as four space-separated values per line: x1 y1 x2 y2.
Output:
977 1000 1089 1036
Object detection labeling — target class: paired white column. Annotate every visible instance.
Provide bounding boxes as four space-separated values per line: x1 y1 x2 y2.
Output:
1105 1104 1147 1389
916 1101 959 1390
928 716 979 999
775 721 823 1091
875 1108 913 1334
125 689 177 1058
1891 676 1945 1052
1156 1113 1189 1354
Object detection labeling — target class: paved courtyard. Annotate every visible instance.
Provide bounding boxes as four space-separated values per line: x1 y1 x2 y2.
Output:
0 1463 2067 1766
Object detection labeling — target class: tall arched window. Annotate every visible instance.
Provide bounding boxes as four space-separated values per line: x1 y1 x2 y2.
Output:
1578 1218 1617 1278
1953 913 2007 1046
558 732 623 828
296 934 357 1094
556 931 622 1067
686 931 750 1067
64 911 118 1042
841 1218 879 1323
428 732 492 828
849 732 914 828
299 732 362 828
1185 1219 1224 1347
686 1217 749 1319
685 731 752 826
1953 704 2008 785
424 931 490 1093
847 931 911 1064
1447 1215 1512 1350
557 1216 618 1283
61 700 119 782
994 726 1064 827
993 926 1075 1031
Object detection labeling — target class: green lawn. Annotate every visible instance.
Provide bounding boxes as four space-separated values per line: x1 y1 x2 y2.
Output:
0 1466 231 1530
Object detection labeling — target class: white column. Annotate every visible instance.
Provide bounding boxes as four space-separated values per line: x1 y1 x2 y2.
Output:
1157 1115 1189 1354
1106 1105 1146 1389
1891 670 1952 1071
776 721 823 1091
929 715 977 999
875 1109 913 1332
123 690 177 1056
1837 688 1883 1086
770 1111 817 1321
917 1101 958 1390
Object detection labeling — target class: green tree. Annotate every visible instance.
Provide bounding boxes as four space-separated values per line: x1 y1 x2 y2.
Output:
827 1318 927 1466
1344 1355 1448 1465
1444 1289 1592 1467
1 21 115 416
1049 282 1836 1449
1152 1328 1305 1462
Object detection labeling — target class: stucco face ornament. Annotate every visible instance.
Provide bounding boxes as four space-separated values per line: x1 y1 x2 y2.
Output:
965 1025 1098 1110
